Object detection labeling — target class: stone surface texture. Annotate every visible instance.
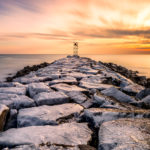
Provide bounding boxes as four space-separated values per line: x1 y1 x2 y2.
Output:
0 56 150 149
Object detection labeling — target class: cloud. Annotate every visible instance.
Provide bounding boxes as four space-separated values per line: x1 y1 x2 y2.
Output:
0 0 41 14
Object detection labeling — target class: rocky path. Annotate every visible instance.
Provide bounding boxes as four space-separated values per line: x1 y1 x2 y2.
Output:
0 56 150 150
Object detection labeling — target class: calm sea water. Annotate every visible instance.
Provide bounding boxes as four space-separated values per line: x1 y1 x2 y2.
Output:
0 54 150 81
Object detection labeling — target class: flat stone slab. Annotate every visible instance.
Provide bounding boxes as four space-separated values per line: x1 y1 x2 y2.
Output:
101 87 135 103
94 92 137 110
0 104 9 131
83 108 150 127
0 93 35 109
27 82 52 98
49 76 77 85
66 91 88 104
0 123 92 149
99 118 150 150
13 75 46 84
66 72 88 80
122 84 144 95
0 82 24 88
51 83 88 93
80 82 114 90
0 87 26 95
17 103 83 127
33 91 69 106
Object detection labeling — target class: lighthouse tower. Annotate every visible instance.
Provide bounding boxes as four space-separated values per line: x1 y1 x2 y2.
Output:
73 42 78 56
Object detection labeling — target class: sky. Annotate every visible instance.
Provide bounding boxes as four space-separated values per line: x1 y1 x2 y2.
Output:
0 0 150 54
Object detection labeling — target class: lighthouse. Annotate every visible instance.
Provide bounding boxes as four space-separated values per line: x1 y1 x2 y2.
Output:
73 42 78 56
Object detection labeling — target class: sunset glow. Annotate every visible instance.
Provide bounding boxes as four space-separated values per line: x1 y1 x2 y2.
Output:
1 0 150 54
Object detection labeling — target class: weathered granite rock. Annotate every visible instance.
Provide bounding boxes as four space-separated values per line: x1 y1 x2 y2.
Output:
0 82 24 88
66 91 88 104
133 95 150 109
83 108 150 127
101 87 135 103
0 105 9 131
94 92 138 110
51 83 88 93
122 84 144 95
17 103 83 127
27 83 52 98
136 88 150 99
3 144 81 150
79 66 99 75
4 109 17 130
99 118 150 150
13 76 47 84
0 94 35 109
33 91 69 106
0 87 26 95
49 76 77 85
66 72 88 80
0 122 92 149
80 82 113 90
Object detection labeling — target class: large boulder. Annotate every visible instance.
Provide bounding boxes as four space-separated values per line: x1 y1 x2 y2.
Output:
99 118 150 150
0 87 26 95
83 108 150 128
27 82 52 98
51 83 88 93
33 92 69 106
0 104 9 131
17 103 83 127
0 94 35 109
101 87 135 103
0 123 92 149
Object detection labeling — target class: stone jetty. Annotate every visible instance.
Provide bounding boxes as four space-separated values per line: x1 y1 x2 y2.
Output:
0 55 150 150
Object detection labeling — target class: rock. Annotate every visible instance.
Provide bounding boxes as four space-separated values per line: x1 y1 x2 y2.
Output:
17 103 83 127
0 94 35 109
33 92 69 106
51 83 88 93
98 118 150 150
67 91 88 104
79 82 113 90
3 144 81 150
4 109 17 130
49 76 77 85
94 92 138 110
79 66 98 75
101 87 135 103
134 95 150 109
0 105 9 131
13 76 47 84
0 87 26 95
80 99 94 109
66 72 88 80
136 88 150 99
83 108 150 128
122 84 144 95
27 83 52 98
0 122 92 149
0 82 24 88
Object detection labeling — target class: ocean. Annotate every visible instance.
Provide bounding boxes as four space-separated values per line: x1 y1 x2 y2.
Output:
0 54 150 82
